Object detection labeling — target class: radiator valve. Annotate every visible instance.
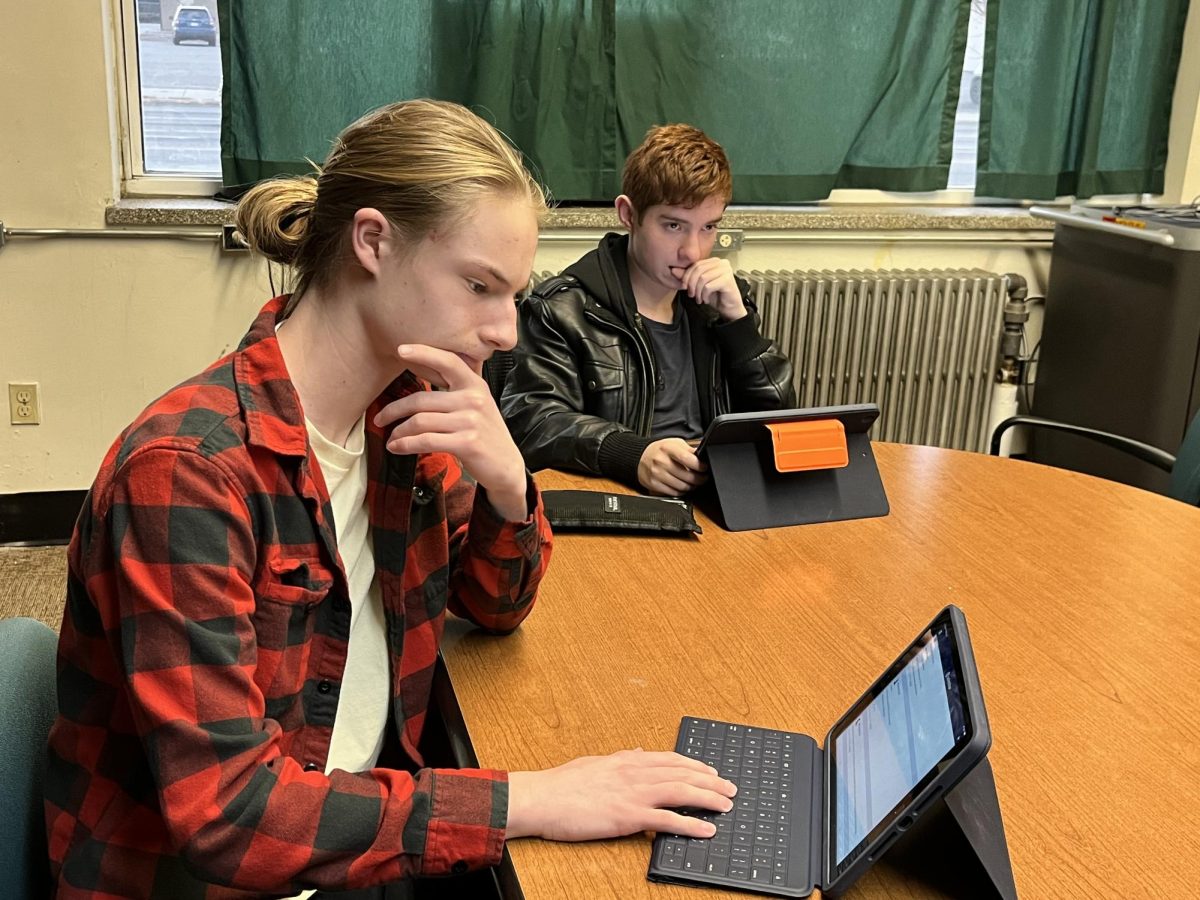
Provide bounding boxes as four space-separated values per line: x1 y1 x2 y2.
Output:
999 274 1030 368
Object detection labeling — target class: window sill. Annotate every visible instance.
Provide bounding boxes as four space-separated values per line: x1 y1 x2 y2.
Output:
106 199 1054 234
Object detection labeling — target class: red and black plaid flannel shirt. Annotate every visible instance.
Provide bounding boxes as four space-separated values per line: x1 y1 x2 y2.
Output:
45 297 552 898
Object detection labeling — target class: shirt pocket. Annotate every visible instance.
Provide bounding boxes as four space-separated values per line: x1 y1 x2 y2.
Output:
258 556 335 605
253 556 334 652
252 557 336 713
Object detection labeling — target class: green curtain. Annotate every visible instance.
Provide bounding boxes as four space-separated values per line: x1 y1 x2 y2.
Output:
218 1 971 201
614 0 971 200
976 0 1191 200
217 0 438 187
431 2 617 201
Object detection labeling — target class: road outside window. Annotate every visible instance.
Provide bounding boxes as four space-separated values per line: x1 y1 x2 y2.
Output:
135 1 221 175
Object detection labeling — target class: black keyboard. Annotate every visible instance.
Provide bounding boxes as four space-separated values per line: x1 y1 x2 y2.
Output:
650 717 816 895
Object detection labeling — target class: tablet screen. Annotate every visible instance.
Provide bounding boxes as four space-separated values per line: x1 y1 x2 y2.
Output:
829 616 971 869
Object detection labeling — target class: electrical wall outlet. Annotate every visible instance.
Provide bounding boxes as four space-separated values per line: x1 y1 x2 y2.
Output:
8 382 40 425
713 229 744 253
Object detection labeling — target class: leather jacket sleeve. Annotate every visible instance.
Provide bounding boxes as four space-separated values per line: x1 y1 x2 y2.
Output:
713 284 796 412
501 294 650 482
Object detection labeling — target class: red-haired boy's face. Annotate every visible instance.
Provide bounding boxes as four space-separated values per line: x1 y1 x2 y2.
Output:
619 194 726 296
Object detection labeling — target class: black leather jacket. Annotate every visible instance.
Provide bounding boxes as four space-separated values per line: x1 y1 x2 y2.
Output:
501 233 795 488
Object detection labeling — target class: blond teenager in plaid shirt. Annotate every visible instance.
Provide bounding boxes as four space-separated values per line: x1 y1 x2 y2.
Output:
45 100 736 900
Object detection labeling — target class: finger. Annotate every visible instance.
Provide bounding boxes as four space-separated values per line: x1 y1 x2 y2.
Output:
683 265 706 300
387 430 466 457
649 768 738 796
623 750 721 773
642 809 718 839
663 444 705 471
663 456 706 480
644 782 737 813
664 463 705 488
373 390 472 429
652 472 692 496
387 410 473 442
397 344 478 391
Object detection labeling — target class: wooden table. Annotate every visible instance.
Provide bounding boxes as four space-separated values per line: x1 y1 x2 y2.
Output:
438 443 1200 898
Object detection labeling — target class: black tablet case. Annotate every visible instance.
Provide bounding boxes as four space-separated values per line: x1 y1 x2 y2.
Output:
698 405 889 531
541 489 701 535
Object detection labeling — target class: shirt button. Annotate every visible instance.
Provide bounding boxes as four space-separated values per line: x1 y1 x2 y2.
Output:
318 680 333 694
587 380 597 390
304 762 320 772
450 861 468 875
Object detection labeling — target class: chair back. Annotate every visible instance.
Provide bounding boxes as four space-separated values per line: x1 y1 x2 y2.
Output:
0 617 58 900
1167 409 1200 505
483 349 516 405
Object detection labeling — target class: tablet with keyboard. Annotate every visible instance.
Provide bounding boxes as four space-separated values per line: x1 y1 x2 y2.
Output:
647 605 991 897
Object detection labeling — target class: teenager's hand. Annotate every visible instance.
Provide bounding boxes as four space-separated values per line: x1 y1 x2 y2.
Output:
373 344 529 522
506 749 738 841
670 257 748 321
637 438 708 496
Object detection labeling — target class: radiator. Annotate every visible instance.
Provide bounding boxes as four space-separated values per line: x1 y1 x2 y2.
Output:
745 269 1007 452
528 268 1008 453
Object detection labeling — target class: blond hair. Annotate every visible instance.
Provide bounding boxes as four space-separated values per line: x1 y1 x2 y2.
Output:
622 124 731 222
235 99 547 297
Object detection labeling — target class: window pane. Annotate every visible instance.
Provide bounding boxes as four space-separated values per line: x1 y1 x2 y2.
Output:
136 1 222 175
947 0 986 190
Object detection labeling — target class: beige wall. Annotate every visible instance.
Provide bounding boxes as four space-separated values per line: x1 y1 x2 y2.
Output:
0 2 1194 494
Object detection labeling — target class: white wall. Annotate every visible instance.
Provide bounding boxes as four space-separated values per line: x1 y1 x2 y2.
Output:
0 1 1194 493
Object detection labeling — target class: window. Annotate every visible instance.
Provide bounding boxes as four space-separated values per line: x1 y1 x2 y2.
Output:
947 0 987 190
119 0 222 196
116 0 989 200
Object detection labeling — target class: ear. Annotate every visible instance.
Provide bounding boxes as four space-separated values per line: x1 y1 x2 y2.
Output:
615 195 638 232
349 208 394 277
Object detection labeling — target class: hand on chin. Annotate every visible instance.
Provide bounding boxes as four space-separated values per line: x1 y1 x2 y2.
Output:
401 351 483 387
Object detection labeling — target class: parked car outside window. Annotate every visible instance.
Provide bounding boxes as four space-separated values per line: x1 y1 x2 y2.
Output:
173 6 216 46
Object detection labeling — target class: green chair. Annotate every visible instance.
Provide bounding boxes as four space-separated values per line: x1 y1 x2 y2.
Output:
990 410 1200 505
0 617 58 900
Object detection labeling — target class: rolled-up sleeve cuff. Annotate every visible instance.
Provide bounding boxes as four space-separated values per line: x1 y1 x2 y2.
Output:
474 473 546 562
420 769 509 876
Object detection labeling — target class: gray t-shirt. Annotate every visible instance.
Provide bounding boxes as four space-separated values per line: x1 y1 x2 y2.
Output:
644 301 703 440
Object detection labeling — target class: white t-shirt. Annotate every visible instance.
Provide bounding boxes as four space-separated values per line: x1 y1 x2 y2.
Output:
289 414 391 900
307 413 390 772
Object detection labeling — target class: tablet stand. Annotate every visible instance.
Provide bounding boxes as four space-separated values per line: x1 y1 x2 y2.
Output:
877 757 1018 899
703 430 889 531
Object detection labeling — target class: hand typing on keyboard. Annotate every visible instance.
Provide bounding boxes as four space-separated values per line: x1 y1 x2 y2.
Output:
657 719 801 887
505 748 738 842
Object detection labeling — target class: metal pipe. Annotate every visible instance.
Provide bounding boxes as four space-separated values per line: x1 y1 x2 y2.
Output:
0 225 1053 247
740 233 1052 246
2 226 220 241
536 231 1052 245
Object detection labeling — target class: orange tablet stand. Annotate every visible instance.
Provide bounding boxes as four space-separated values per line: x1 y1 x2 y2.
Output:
697 405 889 531
766 419 849 473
